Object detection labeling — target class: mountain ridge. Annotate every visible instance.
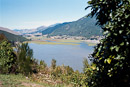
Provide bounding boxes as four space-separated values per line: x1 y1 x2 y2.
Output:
13 16 102 38
42 16 102 38
0 27 28 42
0 27 20 35
14 26 47 35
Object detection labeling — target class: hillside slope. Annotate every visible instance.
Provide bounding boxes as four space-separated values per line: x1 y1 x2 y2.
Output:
0 30 27 42
42 22 70 35
0 27 20 35
42 16 102 38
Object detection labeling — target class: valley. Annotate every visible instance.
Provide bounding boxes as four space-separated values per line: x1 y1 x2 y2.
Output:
26 35 99 46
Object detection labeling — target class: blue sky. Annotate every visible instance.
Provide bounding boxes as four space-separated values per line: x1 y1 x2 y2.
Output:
0 0 90 29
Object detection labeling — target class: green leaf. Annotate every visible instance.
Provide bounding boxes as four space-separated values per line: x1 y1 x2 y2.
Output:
104 59 107 64
110 46 114 51
119 30 123 34
103 30 109 35
107 58 112 64
87 1 91 4
120 42 124 46
115 47 120 52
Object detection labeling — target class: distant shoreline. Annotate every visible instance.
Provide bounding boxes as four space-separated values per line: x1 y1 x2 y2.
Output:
25 39 99 46
84 39 99 44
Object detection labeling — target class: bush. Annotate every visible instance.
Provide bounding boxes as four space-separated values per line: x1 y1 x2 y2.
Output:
16 43 34 76
0 40 17 74
51 59 56 69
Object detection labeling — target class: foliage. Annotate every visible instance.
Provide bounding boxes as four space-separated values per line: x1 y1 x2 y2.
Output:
40 60 47 69
31 58 39 73
39 60 47 71
0 40 17 74
69 71 84 87
16 43 34 76
0 34 7 42
51 59 56 69
42 17 102 38
0 30 27 42
85 0 130 87
83 58 90 73
51 66 63 79
64 66 74 75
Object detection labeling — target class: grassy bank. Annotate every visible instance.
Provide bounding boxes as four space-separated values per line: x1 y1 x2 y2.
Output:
0 74 71 87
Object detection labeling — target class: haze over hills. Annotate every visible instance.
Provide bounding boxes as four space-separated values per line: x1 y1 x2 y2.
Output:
14 26 47 35
0 27 27 42
14 29 37 35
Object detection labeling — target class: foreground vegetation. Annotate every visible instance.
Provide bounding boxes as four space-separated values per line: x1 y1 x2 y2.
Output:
84 0 130 87
0 74 35 87
0 35 89 86
0 74 71 87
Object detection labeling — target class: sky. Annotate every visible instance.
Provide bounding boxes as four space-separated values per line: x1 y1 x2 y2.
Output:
0 0 91 29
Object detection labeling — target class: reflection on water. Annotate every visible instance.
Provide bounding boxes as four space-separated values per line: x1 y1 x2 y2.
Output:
29 42 93 72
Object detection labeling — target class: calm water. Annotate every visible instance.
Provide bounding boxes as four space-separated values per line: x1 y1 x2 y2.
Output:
29 42 94 72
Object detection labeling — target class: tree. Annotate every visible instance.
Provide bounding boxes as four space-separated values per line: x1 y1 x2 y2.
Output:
83 58 90 73
51 59 56 69
85 0 130 87
0 40 16 74
39 60 47 71
16 43 33 75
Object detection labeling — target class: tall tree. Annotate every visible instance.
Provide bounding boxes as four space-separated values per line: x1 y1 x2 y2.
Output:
16 43 33 75
85 0 130 87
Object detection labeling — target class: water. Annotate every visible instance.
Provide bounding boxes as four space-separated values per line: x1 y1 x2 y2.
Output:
29 42 94 72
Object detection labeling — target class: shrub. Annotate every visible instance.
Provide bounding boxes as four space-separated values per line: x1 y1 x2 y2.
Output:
51 59 56 69
16 43 34 76
0 40 17 74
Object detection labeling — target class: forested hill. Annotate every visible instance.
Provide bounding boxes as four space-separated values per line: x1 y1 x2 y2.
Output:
42 22 70 35
0 30 27 42
42 16 102 38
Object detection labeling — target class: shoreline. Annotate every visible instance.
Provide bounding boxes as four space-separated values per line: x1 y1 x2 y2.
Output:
25 39 99 46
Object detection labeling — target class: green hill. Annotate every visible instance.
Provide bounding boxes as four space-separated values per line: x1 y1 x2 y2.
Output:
0 30 27 42
42 16 102 38
42 22 70 35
